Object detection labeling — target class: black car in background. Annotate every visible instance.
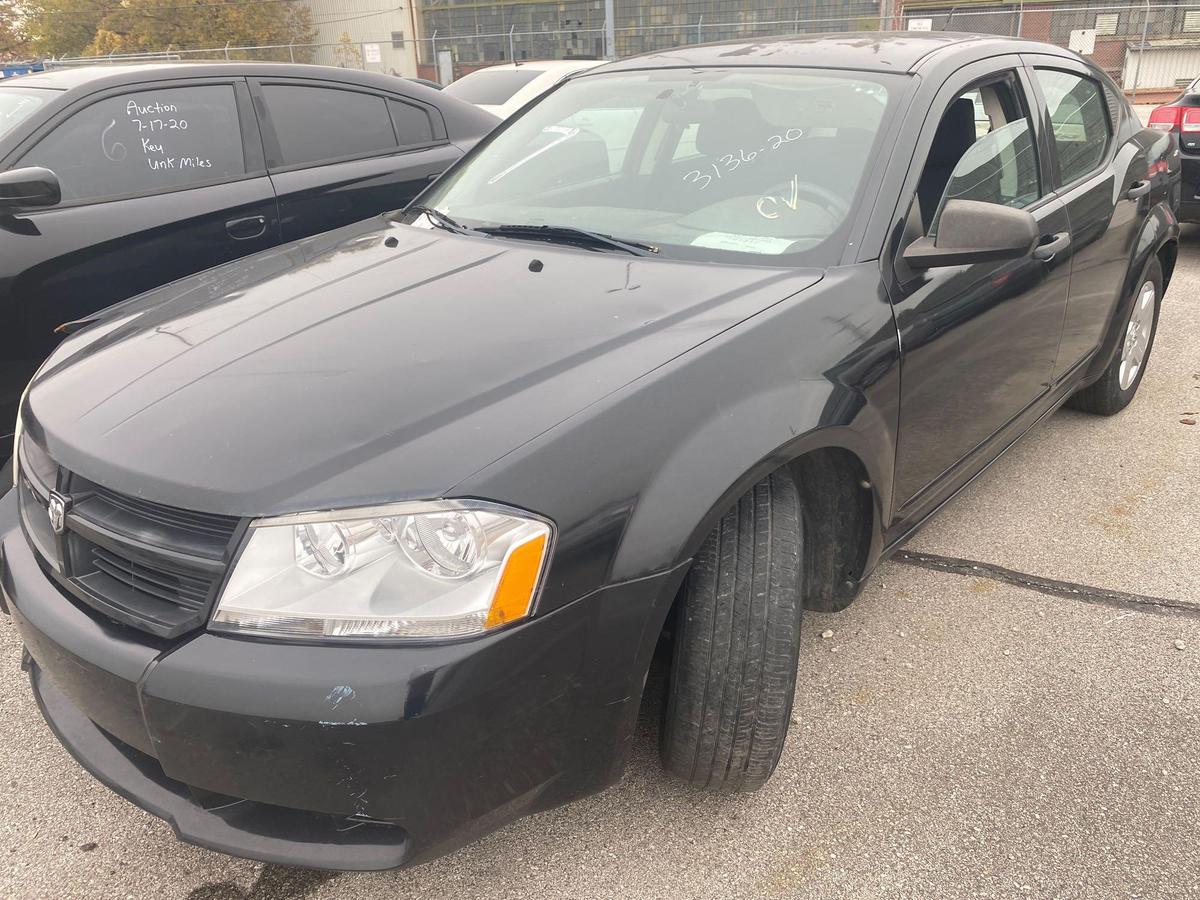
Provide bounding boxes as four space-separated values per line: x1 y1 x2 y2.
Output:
0 63 498 452
1149 79 1200 220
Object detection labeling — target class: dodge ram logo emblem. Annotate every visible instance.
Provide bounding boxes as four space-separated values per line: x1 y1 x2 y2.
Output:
48 492 68 536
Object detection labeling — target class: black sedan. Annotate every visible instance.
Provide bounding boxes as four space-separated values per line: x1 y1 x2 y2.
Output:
0 33 1179 870
1149 79 1200 220
0 63 498 454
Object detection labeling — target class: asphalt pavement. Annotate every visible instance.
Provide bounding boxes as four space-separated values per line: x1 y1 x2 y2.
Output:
1 231 1198 899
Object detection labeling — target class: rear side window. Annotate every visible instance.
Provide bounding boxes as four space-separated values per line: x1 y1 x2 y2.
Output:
388 99 434 147
262 85 397 167
444 69 540 106
1035 69 1110 185
20 84 245 203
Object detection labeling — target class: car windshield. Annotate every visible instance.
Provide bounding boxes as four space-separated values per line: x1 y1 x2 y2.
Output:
417 68 895 265
0 87 55 141
444 69 543 106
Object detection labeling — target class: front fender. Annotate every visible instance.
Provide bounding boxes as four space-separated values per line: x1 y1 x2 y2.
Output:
453 263 901 610
616 384 890 582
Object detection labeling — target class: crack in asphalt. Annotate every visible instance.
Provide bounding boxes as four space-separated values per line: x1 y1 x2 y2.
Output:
894 550 1200 620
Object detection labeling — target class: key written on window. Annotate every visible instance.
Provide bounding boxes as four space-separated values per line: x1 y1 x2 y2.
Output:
108 97 217 172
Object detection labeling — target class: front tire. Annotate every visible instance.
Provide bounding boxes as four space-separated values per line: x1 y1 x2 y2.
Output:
1069 257 1162 416
660 469 803 792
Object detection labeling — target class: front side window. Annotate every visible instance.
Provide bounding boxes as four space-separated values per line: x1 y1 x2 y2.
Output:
262 85 396 167
1035 69 1110 185
0 87 56 141
937 120 1041 219
20 85 245 203
418 68 895 265
917 77 1040 235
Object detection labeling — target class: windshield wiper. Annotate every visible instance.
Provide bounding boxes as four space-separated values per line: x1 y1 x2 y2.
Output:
476 224 658 257
404 205 476 235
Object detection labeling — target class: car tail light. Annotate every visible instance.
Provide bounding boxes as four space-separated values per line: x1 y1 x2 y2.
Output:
1148 105 1200 132
1148 106 1181 131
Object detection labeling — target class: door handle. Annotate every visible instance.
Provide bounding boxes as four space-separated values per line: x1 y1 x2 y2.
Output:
1126 180 1152 199
1032 231 1070 262
225 215 267 240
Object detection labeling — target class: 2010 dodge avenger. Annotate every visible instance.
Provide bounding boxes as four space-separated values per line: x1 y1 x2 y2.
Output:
0 33 1179 870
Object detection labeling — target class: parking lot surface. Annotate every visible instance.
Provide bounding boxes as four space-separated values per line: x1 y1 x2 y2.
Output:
2 230 1198 899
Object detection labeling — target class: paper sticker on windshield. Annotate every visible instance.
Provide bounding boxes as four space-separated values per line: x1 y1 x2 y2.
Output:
691 232 794 254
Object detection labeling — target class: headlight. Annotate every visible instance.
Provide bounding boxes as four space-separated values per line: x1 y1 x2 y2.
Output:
10 410 21 489
11 375 33 489
211 500 553 641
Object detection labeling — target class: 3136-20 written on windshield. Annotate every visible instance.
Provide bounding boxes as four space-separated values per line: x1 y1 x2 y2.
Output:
682 128 804 191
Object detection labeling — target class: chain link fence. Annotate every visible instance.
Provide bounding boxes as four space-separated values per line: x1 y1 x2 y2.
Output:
42 1 1200 100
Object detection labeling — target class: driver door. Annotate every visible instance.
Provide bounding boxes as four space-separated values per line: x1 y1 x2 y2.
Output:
889 60 1070 521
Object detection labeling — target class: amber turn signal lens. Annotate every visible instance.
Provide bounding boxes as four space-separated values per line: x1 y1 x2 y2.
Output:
486 533 549 629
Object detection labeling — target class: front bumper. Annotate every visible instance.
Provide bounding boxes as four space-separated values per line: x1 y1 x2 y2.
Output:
0 490 679 869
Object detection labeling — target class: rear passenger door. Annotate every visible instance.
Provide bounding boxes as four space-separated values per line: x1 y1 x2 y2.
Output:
1022 55 1146 379
250 78 462 242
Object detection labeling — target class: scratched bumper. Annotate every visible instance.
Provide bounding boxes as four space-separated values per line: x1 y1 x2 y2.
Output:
0 490 671 869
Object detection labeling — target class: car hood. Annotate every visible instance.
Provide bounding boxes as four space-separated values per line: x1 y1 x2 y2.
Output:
26 218 823 515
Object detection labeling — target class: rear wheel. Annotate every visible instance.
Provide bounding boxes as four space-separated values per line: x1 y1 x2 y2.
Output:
1069 257 1162 416
660 469 803 792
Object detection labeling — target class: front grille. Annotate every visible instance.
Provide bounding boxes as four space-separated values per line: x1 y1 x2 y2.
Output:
89 484 239 542
90 545 213 610
17 435 243 639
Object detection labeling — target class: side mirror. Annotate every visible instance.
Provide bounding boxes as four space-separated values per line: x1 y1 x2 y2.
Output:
902 199 1037 270
0 167 62 211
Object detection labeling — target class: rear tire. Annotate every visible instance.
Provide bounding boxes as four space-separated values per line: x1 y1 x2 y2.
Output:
660 469 803 792
1068 257 1162 416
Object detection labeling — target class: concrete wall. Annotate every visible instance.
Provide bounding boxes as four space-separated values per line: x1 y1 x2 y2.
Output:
1122 45 1200 91
305 0 421 76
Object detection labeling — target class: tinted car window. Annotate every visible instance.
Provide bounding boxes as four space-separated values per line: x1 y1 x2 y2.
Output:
263 85 396 167
444 69 541 106
388 99 434 147
0 87 56 140
21 85 245 203
1035 69 1110 185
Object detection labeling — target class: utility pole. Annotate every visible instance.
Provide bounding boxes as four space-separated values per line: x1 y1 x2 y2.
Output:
880 0 895 31
605 0 616 60
1131 0 1150 103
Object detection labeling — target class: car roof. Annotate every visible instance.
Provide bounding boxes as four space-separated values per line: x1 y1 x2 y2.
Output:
595 31 1078 76
2 62 421 93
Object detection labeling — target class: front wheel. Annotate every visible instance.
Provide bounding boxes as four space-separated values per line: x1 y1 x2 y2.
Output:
660 469 803 792
1069 257 1162 416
